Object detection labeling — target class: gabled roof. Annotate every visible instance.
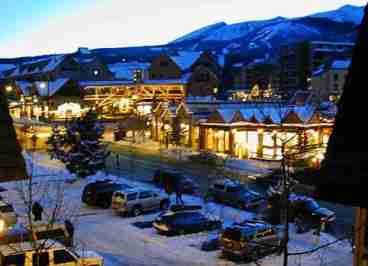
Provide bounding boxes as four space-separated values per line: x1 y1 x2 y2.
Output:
169 51 202 71
6 55 65 78
35 78 70 96
108 61 150 80
206 105 318 125
15 78 70 96
217 109 236 123
73 55 97 64
0 63 15 78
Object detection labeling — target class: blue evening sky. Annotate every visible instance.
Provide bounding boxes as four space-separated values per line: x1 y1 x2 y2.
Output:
0 0 365 58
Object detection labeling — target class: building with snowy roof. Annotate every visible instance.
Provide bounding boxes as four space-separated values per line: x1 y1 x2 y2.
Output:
311 59 351 102
148 51 223 97
152 101 332 160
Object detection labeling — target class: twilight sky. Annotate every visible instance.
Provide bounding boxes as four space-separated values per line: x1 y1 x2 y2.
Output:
0 0 365 58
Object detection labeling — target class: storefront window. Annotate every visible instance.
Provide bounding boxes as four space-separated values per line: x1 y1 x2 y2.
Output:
207 128 213 150
248 131 258 157
225 131 230 151
263 132 274 147
322 134 329 145
307 129 319 145
216 130 225 153
263 148 274 159
285 132 298 147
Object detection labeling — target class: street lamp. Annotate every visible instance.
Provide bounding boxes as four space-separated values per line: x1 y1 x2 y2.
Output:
5 85 13 93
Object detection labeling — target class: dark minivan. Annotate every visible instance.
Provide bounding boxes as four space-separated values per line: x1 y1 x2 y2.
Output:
82 180 131 208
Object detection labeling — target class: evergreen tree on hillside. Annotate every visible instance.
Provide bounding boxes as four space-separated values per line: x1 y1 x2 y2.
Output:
47 111 110 178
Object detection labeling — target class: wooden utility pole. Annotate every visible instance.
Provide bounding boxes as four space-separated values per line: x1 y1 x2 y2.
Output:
354 208 367 266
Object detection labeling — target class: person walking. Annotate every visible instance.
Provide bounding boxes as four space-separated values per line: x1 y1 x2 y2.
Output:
32 201 43 221
64 219 75 246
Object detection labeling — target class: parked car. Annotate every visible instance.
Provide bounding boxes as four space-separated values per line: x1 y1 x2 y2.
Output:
111 188 170 216
266 194 336 231
188 151 222 166
0 201 17 233
289 195 336 230
153 209 222 236
0 221 74 247
0 240 104 266
220 220 281 261
81 180 132 208
152 170 199 194
248 169 283 188
208 180 265 210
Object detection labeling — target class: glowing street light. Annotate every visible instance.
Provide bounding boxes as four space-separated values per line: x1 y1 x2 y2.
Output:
5 85 13 93
39 82 47 89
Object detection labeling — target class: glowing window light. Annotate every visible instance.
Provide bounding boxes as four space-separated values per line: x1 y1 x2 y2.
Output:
57 102 81 117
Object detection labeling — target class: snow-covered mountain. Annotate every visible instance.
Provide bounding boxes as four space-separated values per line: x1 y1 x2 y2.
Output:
311 4 364 24
169 4 364 60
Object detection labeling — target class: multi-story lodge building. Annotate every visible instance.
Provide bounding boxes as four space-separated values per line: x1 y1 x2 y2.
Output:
1 48 115 119
81 51 224 115
279 41 354 98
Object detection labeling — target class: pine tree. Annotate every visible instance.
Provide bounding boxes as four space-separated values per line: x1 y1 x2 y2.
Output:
47 111 110 178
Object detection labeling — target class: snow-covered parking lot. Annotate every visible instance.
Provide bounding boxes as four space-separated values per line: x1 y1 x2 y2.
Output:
0 152 353 266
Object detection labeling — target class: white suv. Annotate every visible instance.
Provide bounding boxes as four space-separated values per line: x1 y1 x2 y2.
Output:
0 240 104 266
112 188 170 216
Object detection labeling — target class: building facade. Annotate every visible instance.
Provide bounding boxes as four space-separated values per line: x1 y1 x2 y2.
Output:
311 59 350 102
280 41 354 98
152 101 332 161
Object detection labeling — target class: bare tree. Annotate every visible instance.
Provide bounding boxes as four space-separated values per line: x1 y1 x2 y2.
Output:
4 130 79 266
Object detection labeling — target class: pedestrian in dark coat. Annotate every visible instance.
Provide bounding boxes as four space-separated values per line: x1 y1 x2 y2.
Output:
32 201 43 221
174 178 185 205
64 219 75 246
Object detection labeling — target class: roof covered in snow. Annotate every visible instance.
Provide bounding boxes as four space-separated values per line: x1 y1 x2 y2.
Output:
0 63 15 73
217 109 236 123
170 51 202 71
312 65 326 76
331 59 351 70
108 61 150 80
212 104 317 125
5 55 66 78
15 78 70 96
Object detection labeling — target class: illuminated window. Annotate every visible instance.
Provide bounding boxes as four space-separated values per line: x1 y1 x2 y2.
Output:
263 132 274 147
322 134 329 145
248 131 258 157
